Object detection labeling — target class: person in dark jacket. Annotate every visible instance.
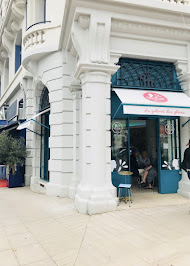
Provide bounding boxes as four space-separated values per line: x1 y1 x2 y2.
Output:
182 139 190 179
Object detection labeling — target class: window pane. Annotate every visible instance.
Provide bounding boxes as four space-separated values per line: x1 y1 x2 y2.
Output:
111 119 129 172
160 118 180 170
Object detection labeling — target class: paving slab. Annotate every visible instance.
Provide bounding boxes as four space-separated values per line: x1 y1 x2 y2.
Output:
0 187 190 266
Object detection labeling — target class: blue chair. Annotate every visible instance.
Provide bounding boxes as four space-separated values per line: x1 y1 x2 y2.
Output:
118 171 133 207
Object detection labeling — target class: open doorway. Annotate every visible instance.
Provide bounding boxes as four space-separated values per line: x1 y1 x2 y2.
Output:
129 119 158 192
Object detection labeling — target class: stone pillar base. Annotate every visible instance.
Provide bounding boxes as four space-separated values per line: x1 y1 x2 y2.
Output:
178 180 190 198
75 185 118 215
30 176 46 194
46 182 69 197
30 176 40 185
69 185 77 199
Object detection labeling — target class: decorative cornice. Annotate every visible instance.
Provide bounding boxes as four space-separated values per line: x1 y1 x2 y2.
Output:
75 62 119 79
111 19 190 41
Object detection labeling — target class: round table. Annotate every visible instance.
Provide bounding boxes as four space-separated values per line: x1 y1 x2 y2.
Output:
118 171 133 184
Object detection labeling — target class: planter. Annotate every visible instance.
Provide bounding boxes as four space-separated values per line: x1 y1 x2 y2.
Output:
7 165 24 188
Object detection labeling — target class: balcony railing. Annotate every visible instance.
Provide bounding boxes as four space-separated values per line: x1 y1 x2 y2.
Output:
23 28 45 51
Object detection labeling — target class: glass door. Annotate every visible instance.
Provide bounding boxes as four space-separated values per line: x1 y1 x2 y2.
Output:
159 118 181 194
111 118 130 193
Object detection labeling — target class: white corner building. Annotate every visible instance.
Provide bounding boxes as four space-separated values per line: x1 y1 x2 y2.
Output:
0 0 190 215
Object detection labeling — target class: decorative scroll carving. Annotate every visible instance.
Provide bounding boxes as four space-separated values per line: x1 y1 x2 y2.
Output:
1 49 8 59
71 13 111 66
11 0 25 19
1 0 9 19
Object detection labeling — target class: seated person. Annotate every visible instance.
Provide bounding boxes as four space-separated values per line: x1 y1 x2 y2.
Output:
130 148 140 180
138 150 157 189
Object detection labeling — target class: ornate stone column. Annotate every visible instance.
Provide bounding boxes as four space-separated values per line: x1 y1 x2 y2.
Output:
70 12 120 214
69 81 82 199
75 67 118 215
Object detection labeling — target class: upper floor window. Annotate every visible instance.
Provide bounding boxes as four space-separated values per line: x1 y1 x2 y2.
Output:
15 30 22 73
112 58 182 92
26 0 50 30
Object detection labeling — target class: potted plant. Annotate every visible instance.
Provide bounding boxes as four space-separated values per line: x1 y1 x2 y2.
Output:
0 132 28 188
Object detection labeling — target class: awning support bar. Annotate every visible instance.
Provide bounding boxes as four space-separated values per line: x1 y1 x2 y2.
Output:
27 128 41 136
31 119 50 130
112 103 123 121
182 119 190 127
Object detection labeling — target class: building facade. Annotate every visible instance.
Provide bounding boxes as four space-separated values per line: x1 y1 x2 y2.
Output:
0 0 190 215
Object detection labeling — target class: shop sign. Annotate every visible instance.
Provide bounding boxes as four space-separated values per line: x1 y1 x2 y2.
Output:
143 92 168 103
6 100 18 122
123 105 189 117
112 122 123 134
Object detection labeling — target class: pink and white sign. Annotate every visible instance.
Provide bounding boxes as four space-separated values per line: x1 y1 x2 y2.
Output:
143 92 168 103
114 88 190 117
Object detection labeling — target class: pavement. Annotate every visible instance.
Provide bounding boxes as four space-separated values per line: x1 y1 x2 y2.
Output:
0 187 190 266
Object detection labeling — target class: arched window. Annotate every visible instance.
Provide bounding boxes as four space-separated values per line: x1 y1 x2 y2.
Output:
112 58 182 92
40 87 50 112
40 87 50 181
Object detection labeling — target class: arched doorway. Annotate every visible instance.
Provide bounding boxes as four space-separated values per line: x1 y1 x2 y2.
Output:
40 87 50 181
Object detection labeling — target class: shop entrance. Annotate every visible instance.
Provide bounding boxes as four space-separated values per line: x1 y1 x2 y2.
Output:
111 116 181 194
129 118 158 191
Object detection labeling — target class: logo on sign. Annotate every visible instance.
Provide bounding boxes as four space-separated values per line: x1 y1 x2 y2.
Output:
165 124 174 135
143 92 168 103
112 122 123 134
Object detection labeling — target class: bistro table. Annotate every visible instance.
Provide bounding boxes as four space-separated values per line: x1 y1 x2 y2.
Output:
118 171 133 206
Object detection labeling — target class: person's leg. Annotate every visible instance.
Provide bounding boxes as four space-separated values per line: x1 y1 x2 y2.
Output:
142 170 148 183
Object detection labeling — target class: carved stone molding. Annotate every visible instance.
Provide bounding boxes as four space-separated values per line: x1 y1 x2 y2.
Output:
1 49 8 59
78 15 90 30
111 19 190 41
11 0 25 19
1 0 9 19
70 79 81 93
11 21 20 33
4 28 15 41
110 53 122 65
0 61 4 74
2 27 15 55
175 60 188 77
71 12 113 74
25 60 39 78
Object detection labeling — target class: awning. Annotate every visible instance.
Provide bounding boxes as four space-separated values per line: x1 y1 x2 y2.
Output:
0 122 18 133
113 89 190 117
17 108 50 131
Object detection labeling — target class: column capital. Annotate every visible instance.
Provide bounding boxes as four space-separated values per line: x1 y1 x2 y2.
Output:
76 63 119 81
70 79 81 93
